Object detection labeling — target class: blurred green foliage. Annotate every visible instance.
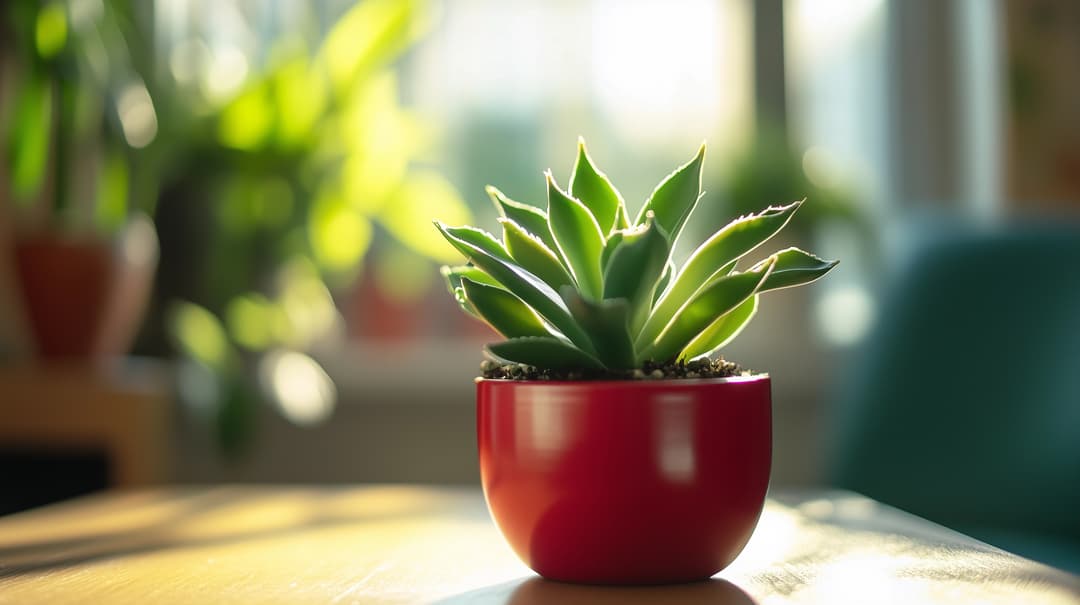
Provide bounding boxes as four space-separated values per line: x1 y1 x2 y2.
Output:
2 0 152 230
158 0 473 451
161 0 473 452
3 0 471 452
703 126 873 249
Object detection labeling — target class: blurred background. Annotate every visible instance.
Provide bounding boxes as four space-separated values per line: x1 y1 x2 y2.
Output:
1 0 1078 572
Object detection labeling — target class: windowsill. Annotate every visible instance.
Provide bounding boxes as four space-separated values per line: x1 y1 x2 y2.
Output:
321 341 483 406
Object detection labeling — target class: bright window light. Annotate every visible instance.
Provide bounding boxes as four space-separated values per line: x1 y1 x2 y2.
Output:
409 0 750 149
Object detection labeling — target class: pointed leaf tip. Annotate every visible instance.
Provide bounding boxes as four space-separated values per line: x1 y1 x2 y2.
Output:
635 200 802 349
569 138 625 234
752 247 839 292
547 174 606 299
488 185 557 251
634 143 707 242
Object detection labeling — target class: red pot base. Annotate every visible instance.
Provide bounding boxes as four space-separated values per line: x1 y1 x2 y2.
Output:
477 376 772 585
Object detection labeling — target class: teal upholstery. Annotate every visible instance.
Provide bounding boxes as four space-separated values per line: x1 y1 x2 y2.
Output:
828 222 1080 573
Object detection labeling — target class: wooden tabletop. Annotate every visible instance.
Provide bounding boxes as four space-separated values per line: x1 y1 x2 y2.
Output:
0 487 1076 604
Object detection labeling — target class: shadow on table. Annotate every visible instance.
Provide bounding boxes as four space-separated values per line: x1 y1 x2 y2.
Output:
435 577 758 605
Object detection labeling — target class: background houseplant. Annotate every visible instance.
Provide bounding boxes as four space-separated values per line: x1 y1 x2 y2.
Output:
156 0 473 452
2 0 160 358
434 139 836 583
2 0 472 452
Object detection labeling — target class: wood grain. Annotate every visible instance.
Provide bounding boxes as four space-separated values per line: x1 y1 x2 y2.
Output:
0 487 1076 604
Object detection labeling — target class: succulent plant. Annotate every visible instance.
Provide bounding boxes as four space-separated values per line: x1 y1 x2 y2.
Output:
434 139 837 372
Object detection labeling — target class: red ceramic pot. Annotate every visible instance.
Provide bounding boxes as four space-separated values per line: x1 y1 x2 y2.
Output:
477 376 772 585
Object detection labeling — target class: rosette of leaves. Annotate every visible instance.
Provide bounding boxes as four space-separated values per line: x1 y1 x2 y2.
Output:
435 139 838 372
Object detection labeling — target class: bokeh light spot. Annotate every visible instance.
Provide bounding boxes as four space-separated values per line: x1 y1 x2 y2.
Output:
117 82 158 148
202 46 250 103
278 259 339 348
817 284 875 346
261 351 336 426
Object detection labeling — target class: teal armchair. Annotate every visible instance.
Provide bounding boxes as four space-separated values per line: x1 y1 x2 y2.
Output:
828 222 1080 573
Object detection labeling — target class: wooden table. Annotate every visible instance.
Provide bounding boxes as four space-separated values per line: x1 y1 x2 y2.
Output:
0 487 1076 604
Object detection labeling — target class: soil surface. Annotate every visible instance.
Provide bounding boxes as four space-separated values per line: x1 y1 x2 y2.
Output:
479 357 749 381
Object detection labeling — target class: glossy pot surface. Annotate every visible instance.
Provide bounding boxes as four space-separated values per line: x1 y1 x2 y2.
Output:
477 376 772 584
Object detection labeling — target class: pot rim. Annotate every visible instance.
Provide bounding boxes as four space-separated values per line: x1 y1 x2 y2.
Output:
474 373 769 386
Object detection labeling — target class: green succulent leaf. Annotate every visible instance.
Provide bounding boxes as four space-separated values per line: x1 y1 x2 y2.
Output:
612 203 631 232
561 287 635 370
602 212 670 335
461 277 550 338
439 224 514 262
678 294 758 361
653 259 677 306
436 140 839 374
639 258 775 364
500 218 575 292
435 221 595 354
487 185 558 252
752 247 839 292
634 143 706 243
486 337 605 371
569 137 625 234
442 265 501 291
441 265 501 316
452 286 475 316
636 201 802 348
546 173 606 300
600 230 624 274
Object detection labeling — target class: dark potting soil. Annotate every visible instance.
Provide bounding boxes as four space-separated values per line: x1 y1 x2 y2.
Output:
479 357 749 381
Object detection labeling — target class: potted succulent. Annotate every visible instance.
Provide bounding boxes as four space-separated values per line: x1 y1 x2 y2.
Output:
434 139 836 585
